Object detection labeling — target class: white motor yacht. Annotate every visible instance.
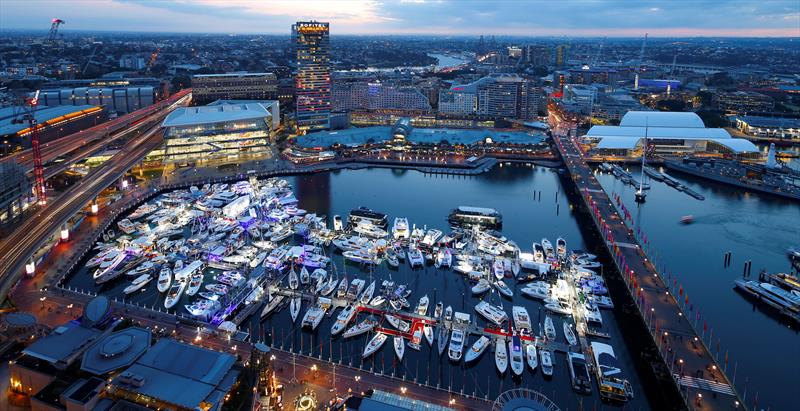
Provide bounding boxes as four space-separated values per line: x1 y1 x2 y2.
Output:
526 344 538 371
541 238 554 260
301 305 324 330
509 335 524 376
556 237 567 259
343 249 381 265
416 295 430 316
495 338 508 373
123 274 152 294
392 217 410 239
540 350 554 376
185 274 203 297
494 280 513 298
464 336 490 363
512 306 533 333
472 279 491 295
448 329 465 362
164 279 187 309
407 247 424 268
544 316 557 340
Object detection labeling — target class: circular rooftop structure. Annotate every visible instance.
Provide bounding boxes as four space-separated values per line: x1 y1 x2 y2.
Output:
3 312 37 330
492 388 560 411
100 333 135 358
83 295 112 326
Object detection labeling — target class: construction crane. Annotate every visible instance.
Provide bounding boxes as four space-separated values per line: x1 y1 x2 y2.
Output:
634 33 648 90
16 91 47 205
45 18 65 44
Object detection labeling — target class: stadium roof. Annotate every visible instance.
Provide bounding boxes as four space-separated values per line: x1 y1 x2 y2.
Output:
162 103 270 128
111 339 237 410
0 105 101 136
620 111 705 128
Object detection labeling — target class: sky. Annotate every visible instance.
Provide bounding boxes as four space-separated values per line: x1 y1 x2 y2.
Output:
1 0 799 37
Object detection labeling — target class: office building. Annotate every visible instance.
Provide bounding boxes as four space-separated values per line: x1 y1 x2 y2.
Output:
332 81 431 112
0 162 30 223
562 84 598 114
161 102 276 163
439 74 541 120
192 72 278 105
293 21 331 133
554 45 569 67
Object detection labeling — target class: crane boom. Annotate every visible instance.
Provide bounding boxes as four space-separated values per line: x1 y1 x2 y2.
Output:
26 91 46 205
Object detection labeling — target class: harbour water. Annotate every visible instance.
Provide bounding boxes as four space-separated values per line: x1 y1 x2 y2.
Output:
65 164 649 409
428 53 469 70
595 164 800 410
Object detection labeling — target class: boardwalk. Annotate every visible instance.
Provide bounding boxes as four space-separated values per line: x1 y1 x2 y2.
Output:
552 132 745 410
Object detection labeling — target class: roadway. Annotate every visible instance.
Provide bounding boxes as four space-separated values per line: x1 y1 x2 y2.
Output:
0 124 166 301
550 121 744 410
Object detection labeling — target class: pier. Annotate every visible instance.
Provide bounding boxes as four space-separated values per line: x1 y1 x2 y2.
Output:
554 133 746 410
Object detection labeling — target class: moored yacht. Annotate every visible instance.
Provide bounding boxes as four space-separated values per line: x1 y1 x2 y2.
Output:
360 281 376 305
472 278 491 295
512 306 533 334
164 279 187 309
407 246 424 268
494 338 508 373
448 329 465 362
437 326 449 356
331 305 357 336
363 332 388 358
540 350 554 376
384 314 410 333
494 280 513 298
475 301 508 326
541 238 554 260
290 297 301 322
416 295 430 316
509 335 524 376
392 217 410 239
124 274 152 294
343 317 377 338
564 322 578 346
393 336 405 360
556 237 567 259
544 315 557 341
526 344 538 371
464 336 490 363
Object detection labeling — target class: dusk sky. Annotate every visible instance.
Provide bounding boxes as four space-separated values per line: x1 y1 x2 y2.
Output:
1 0 799 37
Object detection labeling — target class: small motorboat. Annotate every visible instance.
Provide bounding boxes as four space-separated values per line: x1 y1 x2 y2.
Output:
472 278 491 295
564 322 577 346
464 336 490 363
526 344 538 371
494 338 508 373
680 215 694 224
540 350 554 376
494 280 514 298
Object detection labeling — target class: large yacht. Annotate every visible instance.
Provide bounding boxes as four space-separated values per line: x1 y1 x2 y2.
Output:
734 279 800 322
448 206 502 229
392 217 410 239
509 335 524 376
448 329 465 362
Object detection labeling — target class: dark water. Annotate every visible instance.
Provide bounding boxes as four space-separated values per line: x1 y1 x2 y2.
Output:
595 164 800 410
67 164 651 409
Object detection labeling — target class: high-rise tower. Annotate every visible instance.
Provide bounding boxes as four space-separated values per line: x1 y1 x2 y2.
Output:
293 21 331 133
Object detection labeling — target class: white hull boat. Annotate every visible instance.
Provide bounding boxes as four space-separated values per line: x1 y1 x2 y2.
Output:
448 329 465 362
343 317 377 338
393 336 405 360
124 274 151 294
363 333 388 358
290 297 301 322
495 338 508 373
509 335 524 376
526 344 538 371
465 336 490 363
544 316 556 341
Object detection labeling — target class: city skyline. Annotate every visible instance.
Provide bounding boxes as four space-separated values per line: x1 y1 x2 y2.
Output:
1 0 799 37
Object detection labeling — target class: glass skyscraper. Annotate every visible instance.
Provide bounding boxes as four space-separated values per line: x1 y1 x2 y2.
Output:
293 21 331 133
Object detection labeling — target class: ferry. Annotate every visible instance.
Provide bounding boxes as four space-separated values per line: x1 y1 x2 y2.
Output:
363 332 388 358
475 301 508 326
332 215 344 231
164 279 187 309
290 297 301 322
331 305 357 335
448 329 465 362
385 314 410 333
343 317 377 338
464 336 490 363
393 336 405 360
591 342 634 401
448 206 502 229
509 335 524 376
540 350 554 376
260 293 286 318
392 217 410 239
544 315 556 340
564 322 578 346
494 338 508 373
123 274 152 294
437 326 449 356
568 352 593 395
526 344 538 371
349 207 388 228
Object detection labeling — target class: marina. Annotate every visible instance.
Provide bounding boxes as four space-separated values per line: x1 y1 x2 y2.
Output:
60 165 649 408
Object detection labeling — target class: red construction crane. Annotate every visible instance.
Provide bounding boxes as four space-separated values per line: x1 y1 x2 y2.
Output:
46 18 65 44
23 91 46 205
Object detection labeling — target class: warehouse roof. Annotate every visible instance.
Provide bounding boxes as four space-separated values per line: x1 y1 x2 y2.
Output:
620 111 705 128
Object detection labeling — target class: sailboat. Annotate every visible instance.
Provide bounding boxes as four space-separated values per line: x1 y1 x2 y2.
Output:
360 281 376 305
300 266 310 285
437 325 449 355
635 121 648 203
393 336 405 360
288 266 299 290
423 324 434 346
564 322 578 346
290 297 301 322
363 332 388 358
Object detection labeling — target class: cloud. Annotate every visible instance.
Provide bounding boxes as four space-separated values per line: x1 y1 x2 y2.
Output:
0 0 798 36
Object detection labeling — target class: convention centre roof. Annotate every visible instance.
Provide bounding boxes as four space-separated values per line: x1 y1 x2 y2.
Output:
619 111 705 128
162 103 270 128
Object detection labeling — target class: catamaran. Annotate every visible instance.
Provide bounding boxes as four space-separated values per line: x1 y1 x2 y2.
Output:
434 248 452 268
123 274 151 294
407 246 424 267
475 301 508 326
301 305 324 330
363 332 388 358
448 329 465 362
495 338 508 373
509 335 524 376
331 305 357 336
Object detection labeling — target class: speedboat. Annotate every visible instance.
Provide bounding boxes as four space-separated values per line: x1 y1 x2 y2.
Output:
416 295 430 316
385 314 410 332
512 306 532 333
407 247 424 268
475 301 508 326
444 305 453 321
448 329 465 362
434 302 444 319
437 326 449 356
185 274 203 296
343 317 377 338
545 301 572 315
385 247 400 267
492 259 505 280
288 266 299 290
509 335 524 376
363 332 388 358
331 305 357 336
494 280 513 298
472 279 491 295
495 338 508 373
205 283 228 295
164 279 187 309
544 316 556 340
423 324 434 346
360 281 376 305
393 336 405 360
124 274 151 294
392 217 410 239
290 297 301 322
556 237 567 259
526 344 538 371
563 323 577 346
540 350 554 376
541 238 554 260
465 336 490 363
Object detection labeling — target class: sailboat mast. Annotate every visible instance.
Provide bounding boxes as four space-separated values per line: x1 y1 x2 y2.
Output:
640 120 647 193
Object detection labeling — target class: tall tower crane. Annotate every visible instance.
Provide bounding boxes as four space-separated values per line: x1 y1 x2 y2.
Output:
45 19 65 44
20 92 47 205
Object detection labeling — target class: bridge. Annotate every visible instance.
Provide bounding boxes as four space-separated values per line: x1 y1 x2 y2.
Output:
552 126 745 410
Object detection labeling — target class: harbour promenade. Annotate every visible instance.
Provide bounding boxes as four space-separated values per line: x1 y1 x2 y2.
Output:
553 131 746 410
